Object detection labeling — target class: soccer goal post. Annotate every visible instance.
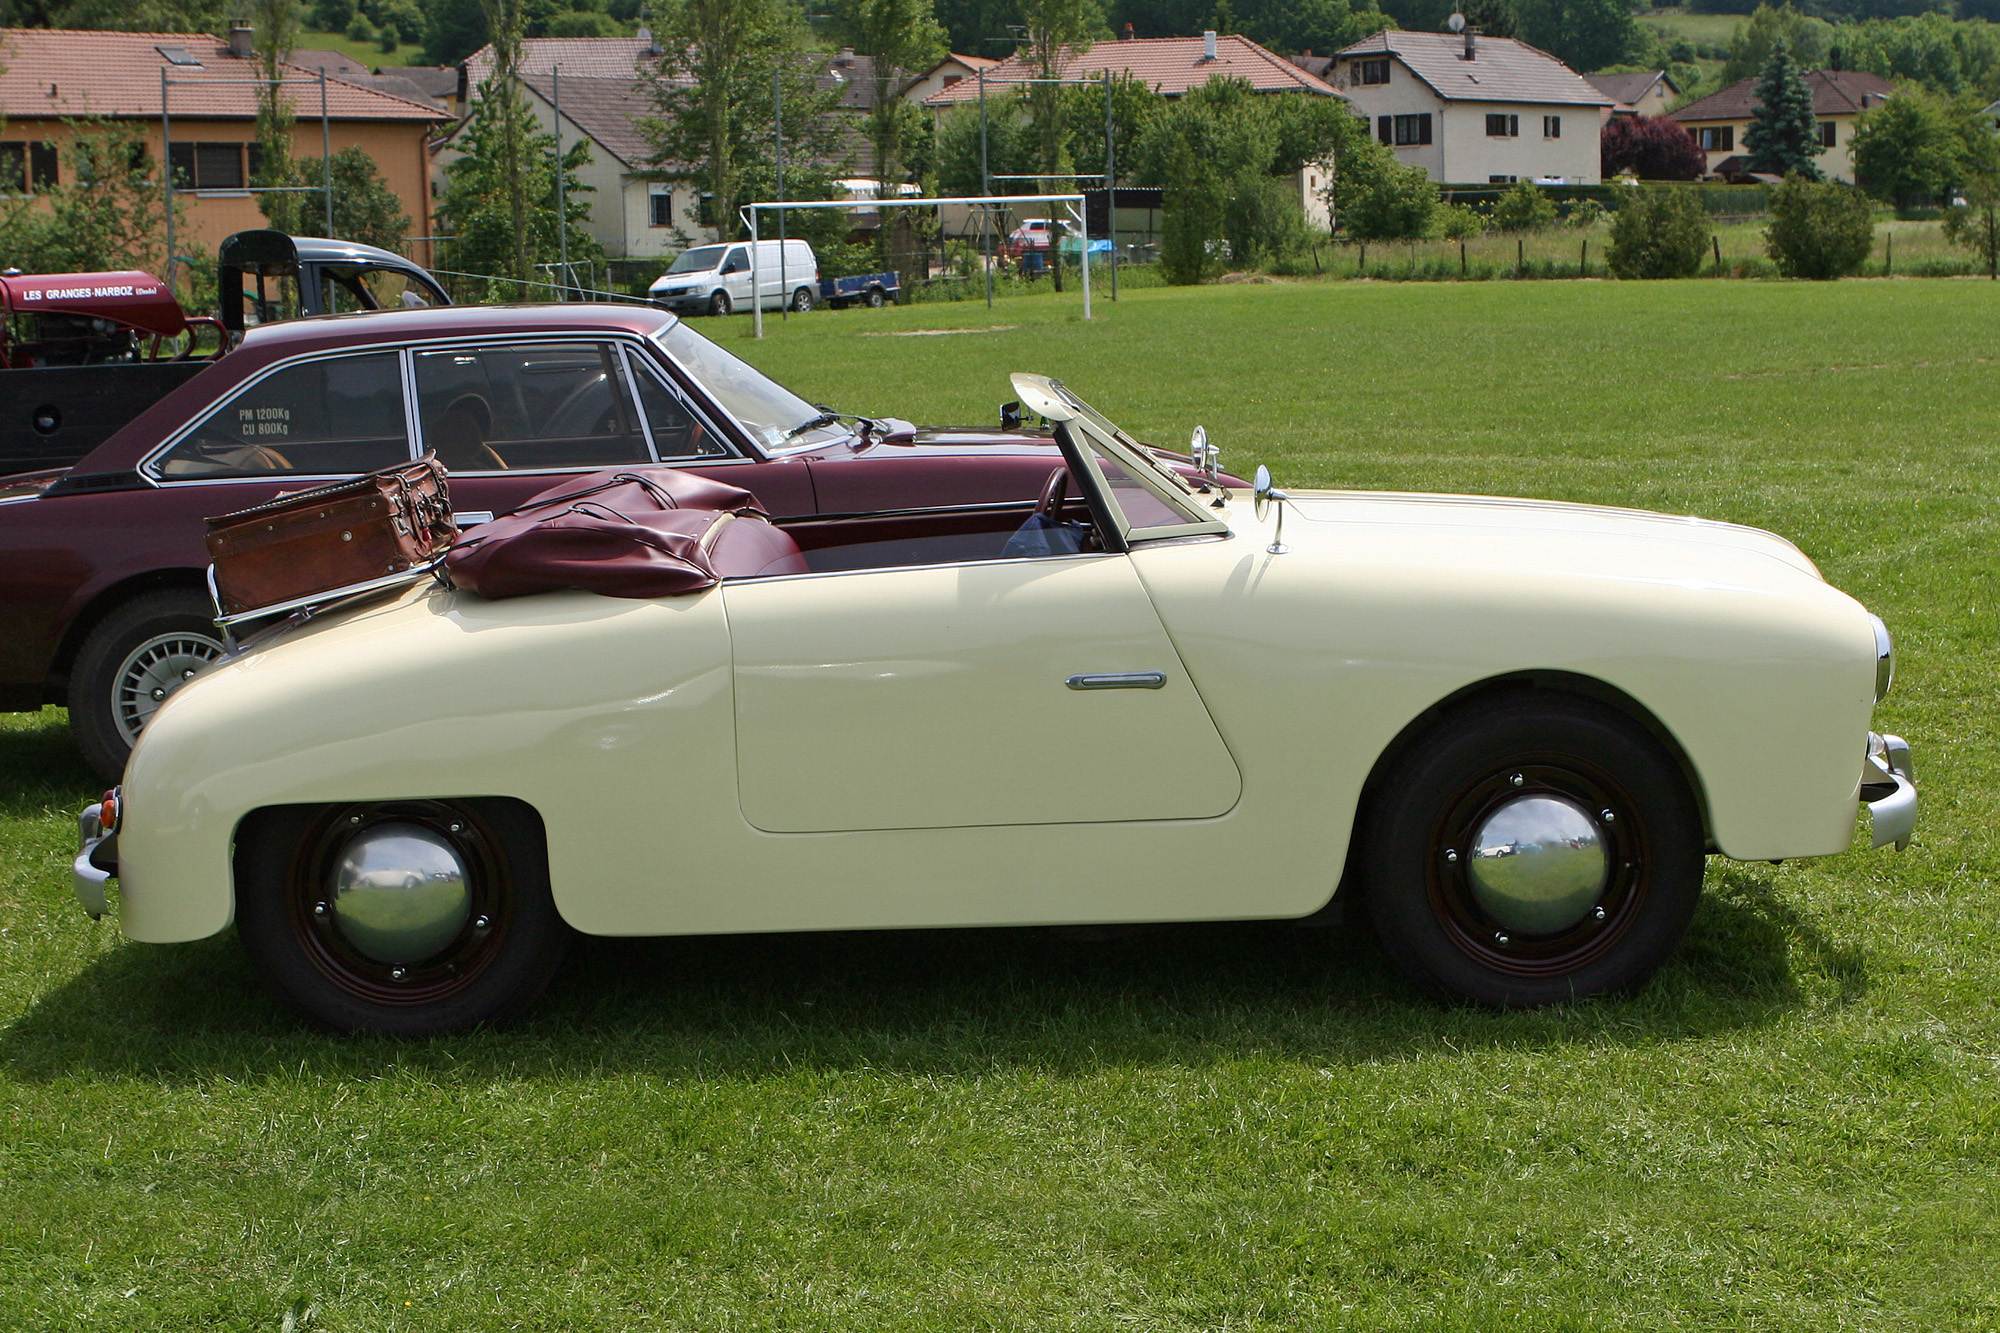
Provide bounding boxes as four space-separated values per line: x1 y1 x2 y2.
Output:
738 193 1091 338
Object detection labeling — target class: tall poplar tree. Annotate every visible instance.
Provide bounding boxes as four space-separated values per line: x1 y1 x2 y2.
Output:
251 0 307 235
834 0 946 188
1744 42 1824 181
477 0 531 286
1019 0 1099 291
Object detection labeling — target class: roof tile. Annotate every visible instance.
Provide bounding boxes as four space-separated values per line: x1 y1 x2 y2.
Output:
1670 69 1897 122
1333 31 1611 107
923 34 1338 105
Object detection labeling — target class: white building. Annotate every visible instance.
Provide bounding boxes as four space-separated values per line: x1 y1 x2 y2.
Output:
1325 30 1612 185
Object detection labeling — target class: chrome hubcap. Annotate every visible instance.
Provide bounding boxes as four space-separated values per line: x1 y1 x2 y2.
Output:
1464 793 1608 934
329 821 472 965
113 632 225 744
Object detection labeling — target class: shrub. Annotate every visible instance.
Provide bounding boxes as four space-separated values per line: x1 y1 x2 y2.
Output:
1492 181 1557 233
1436 202 1485 240
1336 139 1439 242
1607 184 1712 278
1764 174 1876 279
1568 199 1609 229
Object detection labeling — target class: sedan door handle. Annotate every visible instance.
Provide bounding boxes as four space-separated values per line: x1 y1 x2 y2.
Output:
1066 671 1167 690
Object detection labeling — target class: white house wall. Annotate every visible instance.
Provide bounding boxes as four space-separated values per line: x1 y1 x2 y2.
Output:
1439 101 1600 184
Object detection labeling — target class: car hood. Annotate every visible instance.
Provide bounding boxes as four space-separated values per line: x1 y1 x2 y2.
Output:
1268 488 1824 584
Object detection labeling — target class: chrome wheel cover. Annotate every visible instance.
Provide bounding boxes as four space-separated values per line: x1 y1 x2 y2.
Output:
112 631 224 744
329 821 473 965
1465 794 1609 934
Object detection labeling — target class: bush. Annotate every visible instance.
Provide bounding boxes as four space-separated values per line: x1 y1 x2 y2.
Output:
1764 174 1876 279
1492 181 1557 233
1568 199 1609 229
1436 202 1485 240
1600 115 1704 182
1607 184 1712 278
1161 145 1225 285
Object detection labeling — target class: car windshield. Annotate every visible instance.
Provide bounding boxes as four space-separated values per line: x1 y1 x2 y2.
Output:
1043 380 1196 500
666 245 730 275
655 322 843 451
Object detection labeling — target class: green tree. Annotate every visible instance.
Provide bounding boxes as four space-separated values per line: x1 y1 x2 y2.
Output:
1491 179 1556 231
1606 184 1711 277
250 0 306 236
1743 42 1823 180
1720 4 1832 85
1333 135 1439 241
831 0 946 189
1851 93 1995 211
436 75 601 295
423 0 489 66
640 0 843 243
1019 0 1101 291
1160 144 1224 283
1515 0 1637 74
0 123 179 276
1764 173 1875 278
314 145 411 250
1943 169 2000 278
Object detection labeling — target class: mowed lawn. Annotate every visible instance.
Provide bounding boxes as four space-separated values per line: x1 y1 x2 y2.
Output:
3 278 1998 1330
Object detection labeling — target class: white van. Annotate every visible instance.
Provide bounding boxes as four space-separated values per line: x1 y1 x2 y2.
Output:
649 239 819 316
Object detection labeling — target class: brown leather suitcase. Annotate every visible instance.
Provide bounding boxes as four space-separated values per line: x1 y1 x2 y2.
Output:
205 456 456 617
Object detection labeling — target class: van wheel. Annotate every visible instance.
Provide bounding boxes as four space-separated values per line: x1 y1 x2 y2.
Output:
69 587 227 783
708 290 731 316
790 287 814 312
866 287 887 308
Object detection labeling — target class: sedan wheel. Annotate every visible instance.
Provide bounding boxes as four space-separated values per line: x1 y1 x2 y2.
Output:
707 289 732 316
235 799 567 1034
1361 694 1703 1006
790 286 814 312
69 588 227 783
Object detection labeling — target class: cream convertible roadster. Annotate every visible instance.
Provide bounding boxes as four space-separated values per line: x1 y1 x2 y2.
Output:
77 375 1917 1032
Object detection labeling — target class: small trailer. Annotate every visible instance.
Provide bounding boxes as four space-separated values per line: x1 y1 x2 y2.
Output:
817 271 899 309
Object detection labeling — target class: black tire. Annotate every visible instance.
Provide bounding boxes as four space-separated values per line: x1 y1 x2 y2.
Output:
790 286 814 312
68 587 228 784
707 289 732 316
1360 693 1704 1007
865 287 887 308
235 798 568 1034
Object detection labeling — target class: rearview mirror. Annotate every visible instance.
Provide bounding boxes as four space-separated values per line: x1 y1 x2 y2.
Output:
1001 400 1023 430
1253 465 1290 554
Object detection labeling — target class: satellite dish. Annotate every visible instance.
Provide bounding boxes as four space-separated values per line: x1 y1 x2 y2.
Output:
1448 11 1467 30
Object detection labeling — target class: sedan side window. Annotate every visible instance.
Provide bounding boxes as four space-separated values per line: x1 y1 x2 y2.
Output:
153 350 410 479
413 342 650 473
632 357 730 460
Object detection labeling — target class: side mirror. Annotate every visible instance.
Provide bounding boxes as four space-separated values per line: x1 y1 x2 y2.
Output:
1001 400 1023 430
1253 464 1290 554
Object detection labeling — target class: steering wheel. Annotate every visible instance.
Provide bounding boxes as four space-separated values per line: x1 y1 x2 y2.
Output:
1034 466 1069 522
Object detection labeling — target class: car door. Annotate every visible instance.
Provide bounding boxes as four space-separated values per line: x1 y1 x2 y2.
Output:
720 246 752 305
725 550 1241 833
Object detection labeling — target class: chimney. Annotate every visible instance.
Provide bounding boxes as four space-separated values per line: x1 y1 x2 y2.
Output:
1123 22 1134 39
1203 29 1217 60
637 26 662 57
229 20 253 58
1463 26 1477 60
836 46 856 67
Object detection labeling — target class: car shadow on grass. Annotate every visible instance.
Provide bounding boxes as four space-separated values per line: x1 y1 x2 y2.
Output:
1 861 1866 1083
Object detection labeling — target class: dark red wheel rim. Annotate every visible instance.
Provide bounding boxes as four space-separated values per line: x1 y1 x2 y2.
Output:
1424 753 1651 979
284 801 513 1007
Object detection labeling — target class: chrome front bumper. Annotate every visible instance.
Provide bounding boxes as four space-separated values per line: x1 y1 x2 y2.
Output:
73 799 118 920
1859 732 1917 851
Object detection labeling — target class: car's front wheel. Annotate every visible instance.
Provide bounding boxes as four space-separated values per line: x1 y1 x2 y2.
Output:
234 799 568 1034
1360 694 1704 1007
865 287 887 308
707 289 732 316
69 588 228 783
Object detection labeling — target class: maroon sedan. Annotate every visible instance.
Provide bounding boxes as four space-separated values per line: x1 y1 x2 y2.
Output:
0 304 1129 782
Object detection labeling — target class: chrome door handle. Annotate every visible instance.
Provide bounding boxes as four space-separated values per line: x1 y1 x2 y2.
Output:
1066 672 1167 690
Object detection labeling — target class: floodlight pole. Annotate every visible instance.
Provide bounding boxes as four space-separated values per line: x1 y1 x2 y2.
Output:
775 65 786 323
320 69 332 237
554 65 568 296
980 67 992 309
162 65 174 288
1104 69 1117 302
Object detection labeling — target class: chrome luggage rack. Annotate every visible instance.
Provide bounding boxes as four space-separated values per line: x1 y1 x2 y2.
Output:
207 556 450 651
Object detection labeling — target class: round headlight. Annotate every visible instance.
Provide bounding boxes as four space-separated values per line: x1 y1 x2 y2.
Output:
1870 614 1894 702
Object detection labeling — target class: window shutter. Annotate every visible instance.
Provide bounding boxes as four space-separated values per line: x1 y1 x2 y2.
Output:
1377 116 1392 144
1419 114 1432 145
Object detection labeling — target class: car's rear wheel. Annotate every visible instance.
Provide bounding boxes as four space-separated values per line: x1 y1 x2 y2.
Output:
790 286 814 312
69 588 228 783
235 799 567 1034
1360 694 1704 1007
707 289 732 316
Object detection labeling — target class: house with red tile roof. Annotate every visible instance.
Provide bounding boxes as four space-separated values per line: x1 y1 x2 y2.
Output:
0 26 449 263
920 31 1339 106
903 54 997 106
1669 69 1895 183
1326 30 1612 185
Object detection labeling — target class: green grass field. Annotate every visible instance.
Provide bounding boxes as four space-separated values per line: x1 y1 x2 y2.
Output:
5 279 1999 1329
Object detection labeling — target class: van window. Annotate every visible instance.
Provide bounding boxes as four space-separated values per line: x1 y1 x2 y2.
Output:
665 245 729 275
154 351 410 479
